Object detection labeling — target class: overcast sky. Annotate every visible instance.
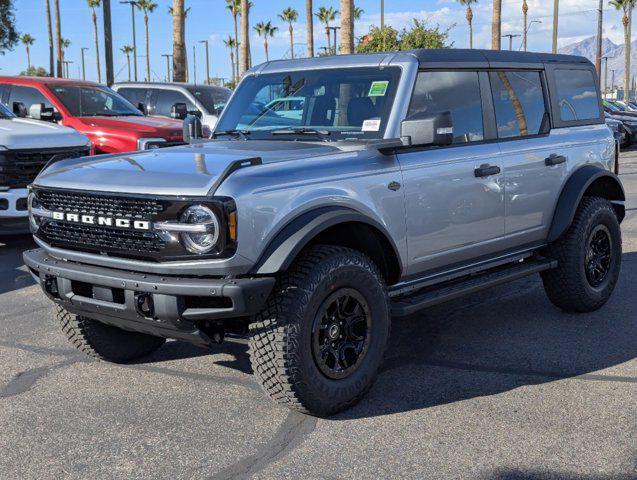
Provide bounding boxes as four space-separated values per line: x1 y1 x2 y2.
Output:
0 0 629 83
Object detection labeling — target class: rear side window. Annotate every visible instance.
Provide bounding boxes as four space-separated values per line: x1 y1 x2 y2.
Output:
490 71 547 139
554 69 600 122
117 87 148 109
408 71 484 144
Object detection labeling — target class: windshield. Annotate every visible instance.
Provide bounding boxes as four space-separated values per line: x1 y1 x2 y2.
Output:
0 102 14 118
187 86 231 116
49 85 142 117
216 67 401 141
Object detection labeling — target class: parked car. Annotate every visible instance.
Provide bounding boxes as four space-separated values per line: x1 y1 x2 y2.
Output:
0 101 91 234
112 82 231 130
605 111 630 148
0 77 185 153
25 49 624 416
604 101 637 145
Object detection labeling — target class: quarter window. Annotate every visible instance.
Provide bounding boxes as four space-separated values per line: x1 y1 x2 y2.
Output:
490 71 547 139
408 71 484 144
554 69 600 122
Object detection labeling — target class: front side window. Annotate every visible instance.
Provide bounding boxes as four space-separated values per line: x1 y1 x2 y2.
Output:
49 85 142 117
0 101 14 118
187 87 231 116
408 71 484 144
216 67 401 141
490 71 548 139
555 69 601 122
8 85 55 116
117 88 148 109
152 89 196 116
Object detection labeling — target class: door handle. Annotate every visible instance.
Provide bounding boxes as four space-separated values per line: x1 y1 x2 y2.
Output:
545 154 566 166
474 164 501 178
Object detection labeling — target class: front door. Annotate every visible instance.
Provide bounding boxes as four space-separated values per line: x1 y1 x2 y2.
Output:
397 70 505 277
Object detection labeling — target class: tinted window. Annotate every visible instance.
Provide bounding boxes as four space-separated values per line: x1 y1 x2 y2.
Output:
187 87 231 115
408 71 484 144
117 87 148 109
152 89 196 117
50 85 141 117
216 67 401 141
8 85 56 117
0 101 13 118
490 71 547 139
555 69 600 121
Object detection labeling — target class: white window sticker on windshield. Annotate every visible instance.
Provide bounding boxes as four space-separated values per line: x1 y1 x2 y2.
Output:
362 118 381 132
368 81 389 97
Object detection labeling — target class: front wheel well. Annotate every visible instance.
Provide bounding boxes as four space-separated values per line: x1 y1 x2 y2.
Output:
307 221 401 285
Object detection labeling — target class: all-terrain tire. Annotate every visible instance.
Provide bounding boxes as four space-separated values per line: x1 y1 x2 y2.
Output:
249 245 391 416
57 306 166 363
541 196 622 313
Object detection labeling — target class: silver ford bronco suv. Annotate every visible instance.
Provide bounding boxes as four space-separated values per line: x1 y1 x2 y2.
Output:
24 50 624 416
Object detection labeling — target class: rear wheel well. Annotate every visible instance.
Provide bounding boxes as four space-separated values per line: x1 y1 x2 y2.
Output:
307 222 401 285
583 176 625 222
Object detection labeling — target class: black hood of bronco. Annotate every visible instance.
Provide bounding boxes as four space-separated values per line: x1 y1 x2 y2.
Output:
34 140 347 196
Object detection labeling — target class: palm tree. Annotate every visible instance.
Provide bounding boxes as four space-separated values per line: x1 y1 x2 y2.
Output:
21 34 35 70
316 6 338 54
240 0 250 75
170 0 187 82
279 7 298 59
87 0 102 83
53 0 63 77
458 0 477 49
136 0 157 82
306 0 314 57
61 37 71 76
610 0 637 103
45 0 54 76
254 21 278 61
121 45 134 81
492 0 502 50
226 0 241 82
340 0 353 54
522 0 528 51
224 36 237 85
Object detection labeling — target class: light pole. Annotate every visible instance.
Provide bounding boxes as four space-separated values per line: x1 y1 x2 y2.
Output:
611 69 617 95
193 45 197 85
602 56 609 95
328 26 340 54
522 20 541 51
63 60 73 78
199 40 210 85
80 47 88 80
161 54 172 82
502 34 521 51
120 1 138 81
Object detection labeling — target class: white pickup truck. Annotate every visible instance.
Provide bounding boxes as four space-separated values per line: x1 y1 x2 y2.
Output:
0 102 91 234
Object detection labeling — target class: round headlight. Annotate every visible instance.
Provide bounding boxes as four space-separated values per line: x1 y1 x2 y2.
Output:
179 205 220 254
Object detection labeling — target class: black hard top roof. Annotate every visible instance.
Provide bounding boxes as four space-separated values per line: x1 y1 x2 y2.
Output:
409 49 593 70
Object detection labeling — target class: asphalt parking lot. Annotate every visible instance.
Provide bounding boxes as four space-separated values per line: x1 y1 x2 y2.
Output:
1 155 636 480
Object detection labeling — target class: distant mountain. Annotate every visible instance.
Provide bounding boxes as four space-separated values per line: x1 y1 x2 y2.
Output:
559 36 637 88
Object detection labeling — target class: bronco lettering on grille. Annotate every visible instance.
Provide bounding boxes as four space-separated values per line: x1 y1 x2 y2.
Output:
51 211 150 231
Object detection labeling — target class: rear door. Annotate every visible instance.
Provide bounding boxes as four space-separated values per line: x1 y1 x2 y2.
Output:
397 70 505 276
491 70 567 244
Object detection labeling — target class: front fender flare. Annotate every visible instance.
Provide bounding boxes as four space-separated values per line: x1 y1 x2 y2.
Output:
252 206 401 275
548 165 625 243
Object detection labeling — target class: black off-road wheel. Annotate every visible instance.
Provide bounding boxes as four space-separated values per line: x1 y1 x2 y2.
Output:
57 306 166 363
249 245 391 416
541 196 622 313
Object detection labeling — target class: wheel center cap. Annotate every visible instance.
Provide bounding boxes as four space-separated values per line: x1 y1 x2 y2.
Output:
328 324 340 339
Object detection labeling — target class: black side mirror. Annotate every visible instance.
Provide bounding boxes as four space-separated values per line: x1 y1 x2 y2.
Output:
183 114 203 144
137 102 148 115
401 111 453 148
12 102 27 118
171 102 188 120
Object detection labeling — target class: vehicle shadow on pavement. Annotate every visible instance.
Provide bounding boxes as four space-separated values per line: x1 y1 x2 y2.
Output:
0 235 36 295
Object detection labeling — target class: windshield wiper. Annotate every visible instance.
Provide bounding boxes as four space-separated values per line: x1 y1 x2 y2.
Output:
270 128 331 141
212 129 251 140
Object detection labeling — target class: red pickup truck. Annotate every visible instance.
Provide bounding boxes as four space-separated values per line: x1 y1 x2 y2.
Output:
0 77 184 153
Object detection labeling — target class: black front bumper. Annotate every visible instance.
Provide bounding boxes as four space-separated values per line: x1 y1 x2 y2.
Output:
24 248 275 346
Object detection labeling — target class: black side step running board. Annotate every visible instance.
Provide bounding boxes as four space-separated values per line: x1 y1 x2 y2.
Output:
391 258 557 317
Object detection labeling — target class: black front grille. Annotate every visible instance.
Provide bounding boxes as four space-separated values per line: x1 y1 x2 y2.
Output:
35 189 168 260
0 147 90 189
